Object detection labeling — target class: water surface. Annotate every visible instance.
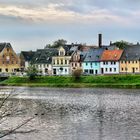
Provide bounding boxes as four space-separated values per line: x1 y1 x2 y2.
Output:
1 87 140 140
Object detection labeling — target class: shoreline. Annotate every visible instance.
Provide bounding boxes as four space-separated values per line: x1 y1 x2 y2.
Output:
1 75 140 89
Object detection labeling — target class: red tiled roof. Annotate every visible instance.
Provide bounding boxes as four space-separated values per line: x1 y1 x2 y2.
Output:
101 50 123 61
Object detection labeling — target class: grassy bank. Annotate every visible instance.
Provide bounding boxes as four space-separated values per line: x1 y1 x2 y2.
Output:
1 75 140 88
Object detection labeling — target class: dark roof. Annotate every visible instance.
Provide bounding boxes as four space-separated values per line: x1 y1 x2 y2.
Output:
32 48 58 64
120 45 140 60
84 48 105 62
21 51 35 61
0 43 12 52
59 45 74 56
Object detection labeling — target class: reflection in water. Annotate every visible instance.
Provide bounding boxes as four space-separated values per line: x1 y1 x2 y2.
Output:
1 87 140 140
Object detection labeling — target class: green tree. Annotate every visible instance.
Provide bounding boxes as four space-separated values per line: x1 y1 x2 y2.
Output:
52 39 67 48
26 65 38 80
112 40 129 49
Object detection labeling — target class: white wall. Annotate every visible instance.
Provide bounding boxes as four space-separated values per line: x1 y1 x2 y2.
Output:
52 66 69 75
100 61 119 74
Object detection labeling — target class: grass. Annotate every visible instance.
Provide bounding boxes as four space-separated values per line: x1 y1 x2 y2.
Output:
1 75 140 88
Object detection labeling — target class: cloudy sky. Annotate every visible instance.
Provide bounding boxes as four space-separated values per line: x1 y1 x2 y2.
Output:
0 0 140 52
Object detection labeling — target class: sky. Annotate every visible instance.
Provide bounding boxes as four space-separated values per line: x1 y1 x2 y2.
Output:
0 0 140 52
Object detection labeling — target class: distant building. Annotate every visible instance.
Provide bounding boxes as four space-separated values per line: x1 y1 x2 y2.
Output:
32 48 58 75
0 43 20 73
83 48 105 75
52 46 73 75
70 50 84 74
20 51 35 71
120 45 140 74
100 50 123 74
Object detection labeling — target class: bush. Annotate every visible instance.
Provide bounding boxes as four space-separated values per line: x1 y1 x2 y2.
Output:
72 69 82 81
26 65 38 81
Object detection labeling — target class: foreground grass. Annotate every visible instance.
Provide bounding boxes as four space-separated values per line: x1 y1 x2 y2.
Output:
1 75 140 88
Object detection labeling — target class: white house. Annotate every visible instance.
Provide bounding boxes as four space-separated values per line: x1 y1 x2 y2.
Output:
100 50 123 74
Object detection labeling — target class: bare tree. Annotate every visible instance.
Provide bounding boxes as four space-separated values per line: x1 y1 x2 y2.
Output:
0 89 36 139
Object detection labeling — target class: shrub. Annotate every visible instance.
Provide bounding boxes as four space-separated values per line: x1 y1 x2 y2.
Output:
26 65 38 81
72 69 82 81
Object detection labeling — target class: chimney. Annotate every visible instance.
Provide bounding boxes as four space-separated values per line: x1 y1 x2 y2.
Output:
98 33 102 48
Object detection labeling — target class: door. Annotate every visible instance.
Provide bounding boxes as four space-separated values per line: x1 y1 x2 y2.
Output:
53 69 56 75
132 67 135 73
101 68 104 74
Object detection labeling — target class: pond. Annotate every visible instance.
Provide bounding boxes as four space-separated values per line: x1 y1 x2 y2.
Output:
1 87 140 140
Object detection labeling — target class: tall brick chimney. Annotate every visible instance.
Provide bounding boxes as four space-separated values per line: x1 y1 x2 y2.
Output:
98 33 102 48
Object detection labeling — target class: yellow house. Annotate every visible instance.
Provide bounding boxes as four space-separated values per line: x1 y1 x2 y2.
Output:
120 45 140 74
0 43 20 73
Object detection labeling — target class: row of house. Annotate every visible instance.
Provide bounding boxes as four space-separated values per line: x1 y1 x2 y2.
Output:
20 43 140 76
0 36 140 76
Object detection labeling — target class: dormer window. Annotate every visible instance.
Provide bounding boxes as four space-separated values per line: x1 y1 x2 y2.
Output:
59 47 65 56
60 51 64 56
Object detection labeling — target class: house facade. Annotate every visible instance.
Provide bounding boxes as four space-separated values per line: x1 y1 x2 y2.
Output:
82 48 104 75
20 51 35 71
0 43 20 73
52 46 72 75
32 48 58 75
120 45 140 74
70 50 83 74
100 50 123 74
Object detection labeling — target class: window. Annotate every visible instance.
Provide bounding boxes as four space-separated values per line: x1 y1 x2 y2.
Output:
122 68 124 71
111 62 113 65
65 69 67 72
106 62 108 65
65 60 67 64
106 68 108 72
7 48 9 52
5 68 8 72
53 60 55 65
114 68 116 72
103 62 105 65
95 62 97 66
75 63 77 67
60 51 64 56
136 61 137 63
61 59 63 65
125 67 127 71
121 61 123 64
80 63 82 67
89 69 94 74
57 59 59 64
86 63 88 66
110 68 112 72
114 62 116 65
84 69 88 73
